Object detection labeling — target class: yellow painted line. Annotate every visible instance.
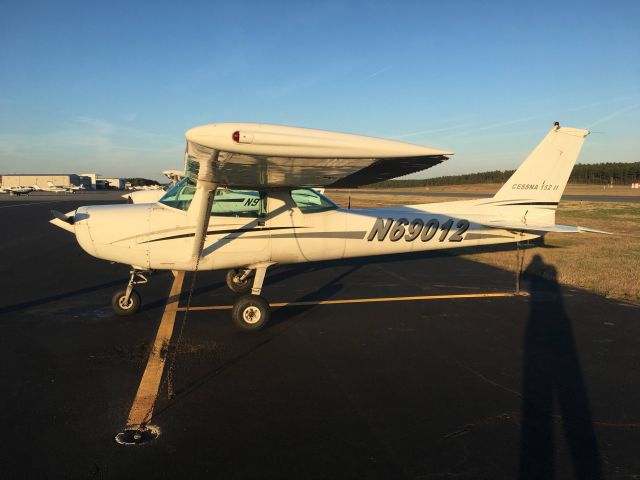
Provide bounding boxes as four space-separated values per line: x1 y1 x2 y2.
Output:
125 270 185 427
0 200 58 209
177 291 526 311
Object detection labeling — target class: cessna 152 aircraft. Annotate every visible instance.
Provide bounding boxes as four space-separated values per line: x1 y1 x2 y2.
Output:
50 122 601 331
33 181 84 193
0 186 34 196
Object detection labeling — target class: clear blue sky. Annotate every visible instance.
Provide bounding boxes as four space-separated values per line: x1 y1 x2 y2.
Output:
1 0 639 181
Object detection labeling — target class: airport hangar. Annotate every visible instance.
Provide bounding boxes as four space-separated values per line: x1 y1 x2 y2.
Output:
0 173 90 189
0 173 125 190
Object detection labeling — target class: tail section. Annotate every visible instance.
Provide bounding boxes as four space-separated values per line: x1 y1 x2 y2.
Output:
493 123 589 204
468 124 605 234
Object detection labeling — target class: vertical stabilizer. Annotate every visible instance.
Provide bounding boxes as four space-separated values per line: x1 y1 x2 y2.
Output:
492 124 589 203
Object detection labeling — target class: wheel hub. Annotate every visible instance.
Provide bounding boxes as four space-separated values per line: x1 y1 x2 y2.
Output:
118 296 133 309
242 306 261 324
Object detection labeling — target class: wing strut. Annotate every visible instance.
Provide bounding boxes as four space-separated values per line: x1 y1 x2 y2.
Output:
191 151 218 260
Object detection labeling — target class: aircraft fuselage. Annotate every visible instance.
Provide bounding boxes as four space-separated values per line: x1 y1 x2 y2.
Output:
64 190 538 272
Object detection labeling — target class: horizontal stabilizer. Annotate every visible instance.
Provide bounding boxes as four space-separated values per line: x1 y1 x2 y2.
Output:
480 221 610 234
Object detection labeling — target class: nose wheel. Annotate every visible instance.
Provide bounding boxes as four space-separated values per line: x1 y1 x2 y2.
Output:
226 268 254 294
112 288 141 316
112 269 148 316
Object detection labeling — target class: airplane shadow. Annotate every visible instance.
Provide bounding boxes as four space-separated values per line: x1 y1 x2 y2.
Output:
0 278 128 316
0 271 177 317
267 263 361 328
519 254 602 479
151 263 360 420
0 233 559 317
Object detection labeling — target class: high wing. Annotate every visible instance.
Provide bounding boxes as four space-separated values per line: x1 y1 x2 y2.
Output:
185 123 453 188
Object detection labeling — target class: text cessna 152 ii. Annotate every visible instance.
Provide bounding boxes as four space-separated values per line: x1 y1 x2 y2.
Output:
51 121 602 331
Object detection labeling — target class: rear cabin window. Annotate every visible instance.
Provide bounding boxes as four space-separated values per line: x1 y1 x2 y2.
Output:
211 189 266 218
290 188 338 213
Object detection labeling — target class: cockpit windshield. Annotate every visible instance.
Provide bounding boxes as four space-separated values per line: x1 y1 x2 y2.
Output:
159 176 196 211
158 155 200 211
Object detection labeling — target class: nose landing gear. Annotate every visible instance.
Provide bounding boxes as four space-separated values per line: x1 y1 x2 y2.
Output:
225 268 254 294
112 269 149 316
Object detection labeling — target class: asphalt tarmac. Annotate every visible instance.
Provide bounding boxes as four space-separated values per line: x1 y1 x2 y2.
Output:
1 192 639 479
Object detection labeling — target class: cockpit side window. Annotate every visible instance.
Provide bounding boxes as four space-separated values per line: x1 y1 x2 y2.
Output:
290 188 338 213
211 189 266 218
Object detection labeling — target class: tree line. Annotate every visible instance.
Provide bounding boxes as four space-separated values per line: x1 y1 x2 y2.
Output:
370 162 640 188
125 178 160 187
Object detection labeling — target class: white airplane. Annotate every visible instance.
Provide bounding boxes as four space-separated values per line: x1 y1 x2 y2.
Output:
122 170 182 203
65 183 85 192
122 189 166 204
33 181 83 193
0 186 34 196
162 169 185 183
50 122 604 331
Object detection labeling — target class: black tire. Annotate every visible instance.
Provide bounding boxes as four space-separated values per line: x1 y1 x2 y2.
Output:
111 288 141 316
231 294 270 331
226 269 253 294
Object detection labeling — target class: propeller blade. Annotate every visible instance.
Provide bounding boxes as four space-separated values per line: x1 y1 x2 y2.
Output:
51 209 74 225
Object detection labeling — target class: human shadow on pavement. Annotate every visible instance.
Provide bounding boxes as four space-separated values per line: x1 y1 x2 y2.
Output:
519 254 602 479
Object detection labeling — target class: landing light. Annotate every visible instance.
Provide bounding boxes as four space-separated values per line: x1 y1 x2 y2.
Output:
232 131 253 143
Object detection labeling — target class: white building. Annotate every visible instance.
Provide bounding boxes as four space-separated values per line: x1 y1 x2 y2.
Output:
0 174 90 189
80 173 98 190
80 173 126 190
100 177 125 189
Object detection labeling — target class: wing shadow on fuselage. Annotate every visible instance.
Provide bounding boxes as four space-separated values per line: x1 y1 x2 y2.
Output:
199 198 512 258
519 254 602 479
201 202 293 257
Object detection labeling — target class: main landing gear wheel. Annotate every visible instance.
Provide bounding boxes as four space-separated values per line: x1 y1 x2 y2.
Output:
111 288 141 316
226 269 253 294
232 294 270 331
